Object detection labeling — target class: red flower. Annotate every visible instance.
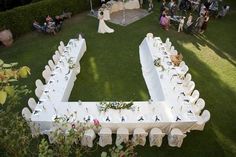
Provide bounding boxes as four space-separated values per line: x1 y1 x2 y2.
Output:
93 119 100 127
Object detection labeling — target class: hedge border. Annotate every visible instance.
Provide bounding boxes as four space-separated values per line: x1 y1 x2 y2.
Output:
0 0 99 37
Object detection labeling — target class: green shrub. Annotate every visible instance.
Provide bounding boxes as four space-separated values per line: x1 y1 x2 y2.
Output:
0 0 100 37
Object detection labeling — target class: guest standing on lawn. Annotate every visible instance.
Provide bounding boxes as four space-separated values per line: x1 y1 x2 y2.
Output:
195 13 205 33
178 16 185 32
201 12 210 33
160 14 170 31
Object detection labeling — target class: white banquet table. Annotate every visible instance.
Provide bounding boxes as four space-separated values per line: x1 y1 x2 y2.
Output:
31 36 198 135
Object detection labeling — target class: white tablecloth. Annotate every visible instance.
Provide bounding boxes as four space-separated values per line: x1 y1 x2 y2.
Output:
31 36 197 135
38 39 86 102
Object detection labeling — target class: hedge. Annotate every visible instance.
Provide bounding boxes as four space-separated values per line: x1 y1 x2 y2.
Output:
0 0 100 37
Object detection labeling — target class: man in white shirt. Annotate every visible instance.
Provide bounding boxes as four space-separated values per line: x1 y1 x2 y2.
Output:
178 16 185 32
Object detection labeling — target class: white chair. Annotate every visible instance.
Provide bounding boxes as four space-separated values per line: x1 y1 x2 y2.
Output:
191 110 210 131
146 33 153 39
168 128 186 147
35 87 43 98
81 129 96 147
175 73 192 88
35 79 44 88
28 97 37 111
98 128 112 147
170 49 178 55
165 38 172 52
45 65 51 72
179 61 186 68
170 45 175 53
132 128 148 146
179 65 189 76
181 89 199 104
22 107 32 121
153 37 161 47
22 107 40 137
42 68 51 83
60 41 65 48
182 81 195 96
53 54 60 64
165 37 170 45
55 50 61 57
189 90 200 104
193 98 205 115
149 128 165 147
58 45 64 54
116 127 129 146
182 73 192 86
48 59 55 70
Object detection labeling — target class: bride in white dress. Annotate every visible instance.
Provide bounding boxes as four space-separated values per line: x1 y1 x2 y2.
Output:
98 11 114 34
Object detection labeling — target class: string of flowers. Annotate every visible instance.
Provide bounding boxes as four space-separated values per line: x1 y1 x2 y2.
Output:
97 101 134 112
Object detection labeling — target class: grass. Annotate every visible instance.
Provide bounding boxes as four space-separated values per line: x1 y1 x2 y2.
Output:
0 1 236 157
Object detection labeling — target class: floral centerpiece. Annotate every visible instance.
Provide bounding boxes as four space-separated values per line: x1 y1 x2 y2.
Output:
97 101 134 112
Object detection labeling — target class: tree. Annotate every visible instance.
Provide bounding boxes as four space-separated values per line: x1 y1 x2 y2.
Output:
0 59 34 157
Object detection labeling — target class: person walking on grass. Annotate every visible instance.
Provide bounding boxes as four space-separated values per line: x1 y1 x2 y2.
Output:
178 16 185 32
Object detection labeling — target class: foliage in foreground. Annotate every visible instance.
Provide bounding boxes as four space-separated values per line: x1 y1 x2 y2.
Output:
0 59 33 157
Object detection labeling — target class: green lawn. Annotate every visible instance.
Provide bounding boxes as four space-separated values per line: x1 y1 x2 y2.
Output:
0 1 236 157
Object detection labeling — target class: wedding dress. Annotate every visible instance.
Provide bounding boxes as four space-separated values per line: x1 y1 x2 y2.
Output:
98 11 114 34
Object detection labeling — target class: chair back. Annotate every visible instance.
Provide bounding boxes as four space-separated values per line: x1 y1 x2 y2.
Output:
168 128 186 147
55 50 61 57
28 97 37 111
191 90 200 103
60 41 65 48
48 59 55 70
196 98 205 110
146 33 153 39
149 128 165 147
22 107 32 121
35 79 44 88
184 73 192 82
98 128 112 147
133 128 148 146
58 45 64 54
35 87 43 98
187 81 195 92
42 69 51 83
171 49 178 55
116 127 129 145
179 61 185 68
201 110 211 122
165 37 170 44
181 65 189 75
53 54 60 64
81 129 96 147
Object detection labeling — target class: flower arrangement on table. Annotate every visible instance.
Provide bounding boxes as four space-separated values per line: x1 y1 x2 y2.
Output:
154 58 164 71
97 101 134 112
